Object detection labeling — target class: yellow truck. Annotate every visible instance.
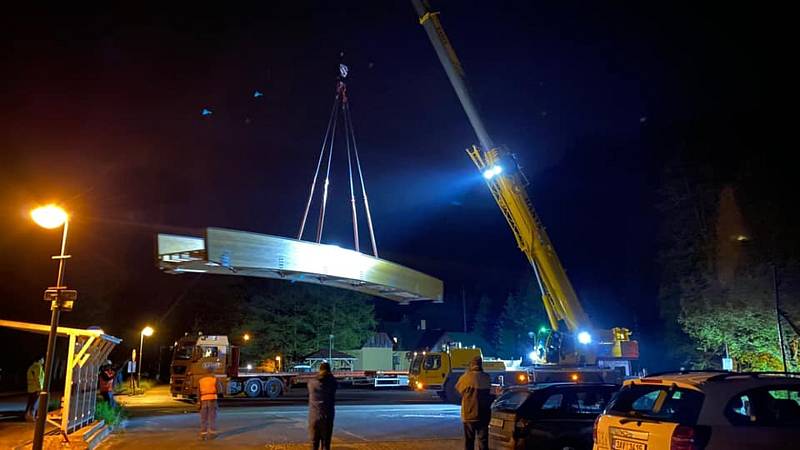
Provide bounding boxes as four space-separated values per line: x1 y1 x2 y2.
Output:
408 346 529 402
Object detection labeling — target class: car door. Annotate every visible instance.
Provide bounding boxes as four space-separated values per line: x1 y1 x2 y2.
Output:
555 386 618 449
523 389 568 448
709 385 800 450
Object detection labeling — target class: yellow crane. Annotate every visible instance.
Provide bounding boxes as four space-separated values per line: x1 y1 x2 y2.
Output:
412 0 637 370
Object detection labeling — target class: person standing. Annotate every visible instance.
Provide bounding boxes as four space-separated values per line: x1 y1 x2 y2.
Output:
25 357 44 421
307 362 337 450
197 365 222 440
455 356 492 450
98 361 116 408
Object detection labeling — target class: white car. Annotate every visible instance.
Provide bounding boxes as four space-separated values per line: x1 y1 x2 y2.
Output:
593 371 800 450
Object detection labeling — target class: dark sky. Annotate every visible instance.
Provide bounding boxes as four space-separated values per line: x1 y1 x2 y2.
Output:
0 1 767 359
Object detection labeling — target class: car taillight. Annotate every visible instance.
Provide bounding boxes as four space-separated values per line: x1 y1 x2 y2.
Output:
593 415 601 444
670 425 697 450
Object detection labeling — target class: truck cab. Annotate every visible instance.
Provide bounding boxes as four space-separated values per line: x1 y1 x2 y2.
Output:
409 346 528 402
170 334 232 398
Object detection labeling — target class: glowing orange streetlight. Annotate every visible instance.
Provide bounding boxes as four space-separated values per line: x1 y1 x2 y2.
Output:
29 204 72 450
137 326 155 392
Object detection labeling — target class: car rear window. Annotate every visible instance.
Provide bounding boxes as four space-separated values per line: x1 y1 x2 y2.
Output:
606 383 704 425
568 388 616 415
492 389 530 411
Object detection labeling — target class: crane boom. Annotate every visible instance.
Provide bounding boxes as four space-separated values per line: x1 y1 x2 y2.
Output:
412 0 587 332
466 147 589 331
410 0 494 152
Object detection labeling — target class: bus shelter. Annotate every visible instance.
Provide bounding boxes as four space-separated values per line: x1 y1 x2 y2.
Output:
0 319 121 437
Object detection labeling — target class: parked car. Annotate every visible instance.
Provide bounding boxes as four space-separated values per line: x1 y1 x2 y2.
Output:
593 371 800 450
490 382 620 450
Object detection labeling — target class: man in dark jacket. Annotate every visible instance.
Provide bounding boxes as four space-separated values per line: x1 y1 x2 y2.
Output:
456 356 492 450
98 361 116 408
307 362 337 450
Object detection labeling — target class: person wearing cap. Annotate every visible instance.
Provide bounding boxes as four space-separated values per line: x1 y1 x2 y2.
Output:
197 364 223 440
98 360 116 408
307 362 337 450
456 355 492 450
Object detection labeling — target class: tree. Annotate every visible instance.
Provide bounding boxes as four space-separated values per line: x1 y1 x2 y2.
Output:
678 264 788 371
472 294 497 343
233 283 376 364
496 291 548 360
657 166 800 371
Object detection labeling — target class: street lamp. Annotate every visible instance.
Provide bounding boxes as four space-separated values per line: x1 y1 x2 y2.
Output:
138 326 154 393
735 236 789 372
328 334 334 368
30 204 71 450
243 333 251 342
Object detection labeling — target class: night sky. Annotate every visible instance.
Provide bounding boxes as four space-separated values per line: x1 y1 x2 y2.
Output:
0 2 768 368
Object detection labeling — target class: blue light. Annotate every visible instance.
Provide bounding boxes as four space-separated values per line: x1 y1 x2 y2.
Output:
201 108 213 116
578 331 592 345
253 90 264 98
482 165 503 180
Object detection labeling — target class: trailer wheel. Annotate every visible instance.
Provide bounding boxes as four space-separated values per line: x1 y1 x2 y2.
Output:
244 379 262 398
263 378 283 399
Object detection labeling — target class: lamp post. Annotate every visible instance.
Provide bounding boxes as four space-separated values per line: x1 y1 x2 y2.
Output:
773 264 789 372
30 205 70 450
138 326 154 394
328 334 334 368
736 235 788 372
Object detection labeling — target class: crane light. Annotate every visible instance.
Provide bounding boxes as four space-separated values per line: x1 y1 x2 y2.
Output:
482 165 503 180
578 331 592 345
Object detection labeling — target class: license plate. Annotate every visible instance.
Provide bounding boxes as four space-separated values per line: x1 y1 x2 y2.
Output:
489 418 503 428
612 439 646 450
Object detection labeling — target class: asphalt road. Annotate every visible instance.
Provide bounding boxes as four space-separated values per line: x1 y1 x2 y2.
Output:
99 386 464 449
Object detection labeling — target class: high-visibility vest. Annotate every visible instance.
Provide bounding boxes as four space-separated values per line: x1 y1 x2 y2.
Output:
27 362 44 393
198 376 218 401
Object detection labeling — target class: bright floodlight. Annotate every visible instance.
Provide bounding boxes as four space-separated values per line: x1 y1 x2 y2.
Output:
578 331 592 345
142 326 154 337
529 350 537 361
482 165 503 180
30 205 68 229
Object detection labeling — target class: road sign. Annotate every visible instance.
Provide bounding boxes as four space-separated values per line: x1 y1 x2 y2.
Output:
43 289 77 311
722 357 733 371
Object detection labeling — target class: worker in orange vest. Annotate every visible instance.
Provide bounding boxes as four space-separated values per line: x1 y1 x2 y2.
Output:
198 364 223 440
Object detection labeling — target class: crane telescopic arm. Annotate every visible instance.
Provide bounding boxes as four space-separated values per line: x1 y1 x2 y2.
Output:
411 0 589 332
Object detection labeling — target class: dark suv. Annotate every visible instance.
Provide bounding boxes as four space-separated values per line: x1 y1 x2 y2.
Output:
490 382 619 450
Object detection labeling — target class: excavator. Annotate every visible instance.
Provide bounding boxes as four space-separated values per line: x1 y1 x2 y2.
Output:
410 0 638 383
